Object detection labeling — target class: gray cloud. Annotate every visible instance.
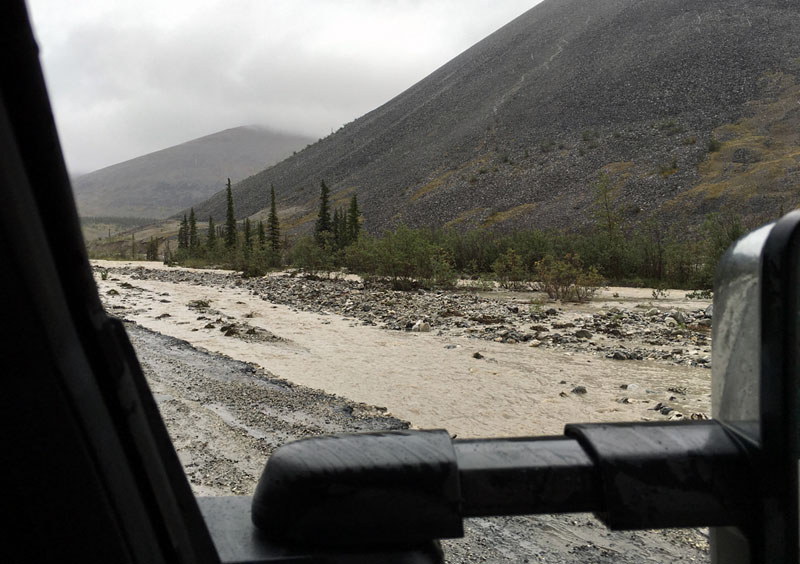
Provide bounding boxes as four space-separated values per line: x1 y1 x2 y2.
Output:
26 0 538 174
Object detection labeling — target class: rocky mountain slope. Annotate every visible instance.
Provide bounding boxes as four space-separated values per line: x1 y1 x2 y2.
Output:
72 126 313 218
191 0 800 235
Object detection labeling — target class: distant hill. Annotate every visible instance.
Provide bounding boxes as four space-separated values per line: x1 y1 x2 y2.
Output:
72 126 314 218
190 0 800 235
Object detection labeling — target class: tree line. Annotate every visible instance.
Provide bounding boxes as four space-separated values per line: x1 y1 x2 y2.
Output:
160 175 750 293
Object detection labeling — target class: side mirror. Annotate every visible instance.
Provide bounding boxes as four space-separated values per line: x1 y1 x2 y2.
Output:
710 211 800 563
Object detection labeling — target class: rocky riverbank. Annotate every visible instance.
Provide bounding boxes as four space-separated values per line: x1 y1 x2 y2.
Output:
106 264 713 369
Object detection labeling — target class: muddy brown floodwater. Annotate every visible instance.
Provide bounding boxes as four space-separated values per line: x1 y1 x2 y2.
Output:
96 260 711 562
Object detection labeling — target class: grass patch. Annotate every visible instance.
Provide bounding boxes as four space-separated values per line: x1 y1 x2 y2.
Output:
412 169 458 201
482 203 537 227
444 207 487 229
657 120 684 135
667 71 800 209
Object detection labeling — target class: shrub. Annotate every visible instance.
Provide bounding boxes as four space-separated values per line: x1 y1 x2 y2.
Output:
429 249 457 289
288 235 334 276
534 254 604 302
651 285 669 300
491 248 528 289
686 289 713 300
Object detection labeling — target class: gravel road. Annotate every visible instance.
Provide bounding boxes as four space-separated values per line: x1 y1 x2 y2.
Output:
127 321 709 562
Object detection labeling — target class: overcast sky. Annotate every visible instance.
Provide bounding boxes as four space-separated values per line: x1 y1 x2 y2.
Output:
26 0 539 175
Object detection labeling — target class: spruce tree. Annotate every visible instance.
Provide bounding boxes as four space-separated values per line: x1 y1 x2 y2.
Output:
224 178 237 249
146 237 159 261
314 179 332 245
347 194 361 244
188 208 198 254
244 218 252 252
338 206 350 249
267 184 280 254
257 219 266 250
178 214 189 250
163 239 172 265
206 217 217 252
332 208 342 249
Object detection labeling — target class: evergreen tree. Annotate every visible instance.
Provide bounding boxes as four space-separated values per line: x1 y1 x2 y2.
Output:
206 216 217 252
146 237 160 261
244 218 253 252
257 219 266 250
314 179 332 245
163 238 172 265
224 178 237 249
188 208 198 254
332 208 342 249
347 194 361 244
267 184 280 254
187 208 200 255
178 214 189 250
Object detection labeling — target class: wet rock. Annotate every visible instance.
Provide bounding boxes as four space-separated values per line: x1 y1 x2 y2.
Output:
571 386 587 395
472 352 484 359
411 320 431 332
472 315 504 324
667 310 686 324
